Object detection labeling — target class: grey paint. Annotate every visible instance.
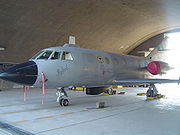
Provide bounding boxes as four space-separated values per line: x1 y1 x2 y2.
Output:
31 44 169 89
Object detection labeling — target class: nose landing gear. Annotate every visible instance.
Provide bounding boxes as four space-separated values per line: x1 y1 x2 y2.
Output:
56 87 69 106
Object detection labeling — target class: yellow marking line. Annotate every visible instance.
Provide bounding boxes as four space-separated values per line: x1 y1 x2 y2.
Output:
0 103 28 108
9 120 29 124
60 112 75 116
8 109 90 124
35 116 53 120
35 110 86 120
80 109 89 112
0 106 58 115
0 100 53 108
0 99 55 108
137 93 146 96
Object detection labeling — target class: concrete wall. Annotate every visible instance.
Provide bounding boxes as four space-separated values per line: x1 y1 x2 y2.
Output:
1 0 180 62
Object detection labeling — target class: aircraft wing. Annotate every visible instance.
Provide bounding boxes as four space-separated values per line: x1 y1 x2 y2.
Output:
111 78 180 85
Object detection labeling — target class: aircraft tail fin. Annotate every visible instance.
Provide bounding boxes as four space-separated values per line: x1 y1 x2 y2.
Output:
146 37 168 61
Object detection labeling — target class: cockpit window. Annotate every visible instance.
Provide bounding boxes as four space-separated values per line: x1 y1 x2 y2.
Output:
37 50 53 60
50 51 61 60
31 51 44 59
62 52 73 60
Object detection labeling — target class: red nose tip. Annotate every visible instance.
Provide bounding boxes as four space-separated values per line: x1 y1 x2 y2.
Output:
147 61 160 75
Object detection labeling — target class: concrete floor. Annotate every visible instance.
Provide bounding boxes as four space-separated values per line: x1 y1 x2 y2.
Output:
0 84 180 135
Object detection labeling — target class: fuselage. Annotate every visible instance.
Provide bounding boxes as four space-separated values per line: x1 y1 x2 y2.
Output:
30 44 151 88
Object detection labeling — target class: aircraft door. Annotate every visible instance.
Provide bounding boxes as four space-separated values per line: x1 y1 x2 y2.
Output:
58 51 75 86
46 51 62 86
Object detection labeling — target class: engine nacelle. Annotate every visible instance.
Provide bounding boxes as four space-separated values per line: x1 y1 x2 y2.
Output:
86 87 108 95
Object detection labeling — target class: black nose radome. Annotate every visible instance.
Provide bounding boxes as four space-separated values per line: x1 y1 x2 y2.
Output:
0 61 38 85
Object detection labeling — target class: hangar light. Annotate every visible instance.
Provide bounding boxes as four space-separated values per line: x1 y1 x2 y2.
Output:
0 47 5 51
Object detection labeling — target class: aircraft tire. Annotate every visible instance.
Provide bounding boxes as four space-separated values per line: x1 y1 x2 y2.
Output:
59 99 63 106
59 98 69 106
108 88 113 95
62 99 69 106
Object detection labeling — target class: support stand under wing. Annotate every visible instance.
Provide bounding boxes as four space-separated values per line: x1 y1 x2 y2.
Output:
146 84 158 97
112 78 180 100
146 84 165 100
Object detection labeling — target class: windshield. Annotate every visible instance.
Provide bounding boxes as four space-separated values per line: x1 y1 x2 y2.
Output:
37 50 53 60
31 50 44 59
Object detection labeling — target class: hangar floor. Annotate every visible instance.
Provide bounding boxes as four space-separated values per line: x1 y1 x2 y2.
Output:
0 85 180 135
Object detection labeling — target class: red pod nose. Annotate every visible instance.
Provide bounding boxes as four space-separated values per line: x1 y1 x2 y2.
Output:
147 61 160 75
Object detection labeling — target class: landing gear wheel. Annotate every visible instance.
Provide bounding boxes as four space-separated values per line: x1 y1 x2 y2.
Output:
59 99 64 106
59 98 69 106
108 88 113 95
62 99 69 106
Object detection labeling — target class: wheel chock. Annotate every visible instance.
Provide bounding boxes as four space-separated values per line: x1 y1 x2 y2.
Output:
101 93 109 95
112 85 123 88
72 87 86 91
147 96 154 100
137 93 146 96
146 94 165 100
157 94 165 98
117 92 125 95
112 90 116 94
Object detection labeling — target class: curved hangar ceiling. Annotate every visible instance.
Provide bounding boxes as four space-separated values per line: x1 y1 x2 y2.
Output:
1 0 180 62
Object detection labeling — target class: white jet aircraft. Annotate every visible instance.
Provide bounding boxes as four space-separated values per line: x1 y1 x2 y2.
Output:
0 36 179 106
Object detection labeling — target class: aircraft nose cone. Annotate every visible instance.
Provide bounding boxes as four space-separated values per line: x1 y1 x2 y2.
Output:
0 61 38 85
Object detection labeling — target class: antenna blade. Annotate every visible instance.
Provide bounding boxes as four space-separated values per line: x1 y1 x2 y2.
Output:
69 36 76 45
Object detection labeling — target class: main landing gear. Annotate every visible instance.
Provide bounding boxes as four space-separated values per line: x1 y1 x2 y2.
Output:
56 87 69 106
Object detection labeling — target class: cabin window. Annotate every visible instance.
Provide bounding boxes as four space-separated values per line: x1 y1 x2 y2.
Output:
37 50 53 60
97 56 104 63
62 52 73 60
50 51 61 60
